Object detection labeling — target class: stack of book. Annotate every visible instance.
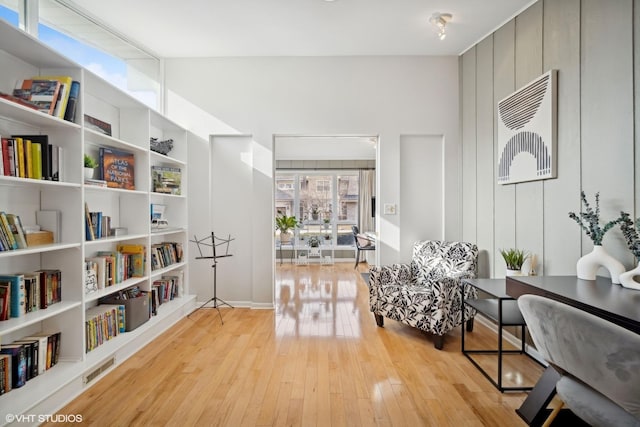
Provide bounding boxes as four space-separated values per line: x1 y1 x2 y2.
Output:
84 245 146 295
85 305 123 352
0 212 28 251
0 135 63 181
0 331 61 393
150 242 183 271
84 203 112 241
0 270 62 320
1 76 79 122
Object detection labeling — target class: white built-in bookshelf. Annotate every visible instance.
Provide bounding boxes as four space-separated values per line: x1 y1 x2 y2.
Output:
0 19 196 422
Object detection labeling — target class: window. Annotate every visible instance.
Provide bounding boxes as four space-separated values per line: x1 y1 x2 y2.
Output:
316 180 330 193
275 171 359 246
37 0 160 110
0 0 19 27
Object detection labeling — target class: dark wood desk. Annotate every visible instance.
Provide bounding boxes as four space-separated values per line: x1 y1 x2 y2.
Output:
505 275 640 426
506 275 640 334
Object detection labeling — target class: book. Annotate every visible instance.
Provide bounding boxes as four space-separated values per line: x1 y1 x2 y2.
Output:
0 212 17 250
14 137 25 177
85 203 95 241
0 344 26 388
33 269 61 307
99 147 135 190
6 139 15 176
15 79 61 115
84 259 98 294
0 281 10 320
151 166 181 195
87 256 107 290
36 76 73 120
0 275 25 317
117 244 146 277
50 145 60 181
63 81 80 122
0 91 40 111
20 335 48 375
0 354 9 394
84 178 107 187
84 114 112 136
12 338 38 380
6 213 28 249
13 135 50 180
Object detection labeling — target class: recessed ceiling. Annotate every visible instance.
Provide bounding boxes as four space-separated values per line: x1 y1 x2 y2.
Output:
64 0 535 58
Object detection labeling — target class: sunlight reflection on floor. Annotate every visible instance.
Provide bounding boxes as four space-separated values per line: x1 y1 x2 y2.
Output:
275 264 362 338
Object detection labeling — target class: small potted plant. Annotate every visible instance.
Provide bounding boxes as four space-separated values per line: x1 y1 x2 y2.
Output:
617 211 640 290
84 154 98 180
275 213 299 244
499 248 528 276
307 235 321 248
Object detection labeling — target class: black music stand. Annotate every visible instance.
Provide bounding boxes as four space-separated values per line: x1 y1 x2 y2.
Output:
188 232 234 324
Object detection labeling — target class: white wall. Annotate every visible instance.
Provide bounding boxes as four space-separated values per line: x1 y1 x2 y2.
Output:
166 56 460 305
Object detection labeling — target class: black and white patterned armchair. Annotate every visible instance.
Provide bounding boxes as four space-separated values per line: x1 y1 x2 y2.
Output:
369 240 478 349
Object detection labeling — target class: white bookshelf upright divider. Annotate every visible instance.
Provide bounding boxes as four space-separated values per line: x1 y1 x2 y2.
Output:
0 19 195 423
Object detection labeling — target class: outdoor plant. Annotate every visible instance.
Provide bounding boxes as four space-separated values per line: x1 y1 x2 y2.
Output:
568 191 620 245
307 235 321 247
499 248 528 270
84 154 98 168
619 211 640 261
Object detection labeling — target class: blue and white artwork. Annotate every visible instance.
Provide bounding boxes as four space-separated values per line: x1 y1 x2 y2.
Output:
497 70 557 184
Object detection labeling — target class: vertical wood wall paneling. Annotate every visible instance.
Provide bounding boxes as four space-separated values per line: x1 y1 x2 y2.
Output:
542 0 582 275
581 0 635 267
514 1 544 275
476 37 496 278
635 0 640 217
493 19 517 277
461 49 477 245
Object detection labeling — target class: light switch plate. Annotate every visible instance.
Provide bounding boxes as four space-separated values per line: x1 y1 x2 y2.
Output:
383 203 396 215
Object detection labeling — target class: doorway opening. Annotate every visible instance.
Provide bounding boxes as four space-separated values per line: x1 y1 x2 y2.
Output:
273 135 378 267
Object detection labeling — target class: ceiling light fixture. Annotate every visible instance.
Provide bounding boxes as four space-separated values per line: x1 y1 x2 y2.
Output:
429 12 452 40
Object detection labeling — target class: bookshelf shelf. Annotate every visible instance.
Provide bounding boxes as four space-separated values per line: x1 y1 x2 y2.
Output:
0 301 82 336
0 175 81 189
150 150 186 167
83 276 149 303
150 227 187 236
0 18 193 420
0 243 80 258
84 233 149 246
150 261 187 279
0 97 81 129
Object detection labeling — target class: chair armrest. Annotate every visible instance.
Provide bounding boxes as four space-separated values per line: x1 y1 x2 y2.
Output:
369 263 413 286
369 263 413 312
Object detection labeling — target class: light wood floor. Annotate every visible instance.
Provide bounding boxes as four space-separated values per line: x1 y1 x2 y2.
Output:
48 263 545 426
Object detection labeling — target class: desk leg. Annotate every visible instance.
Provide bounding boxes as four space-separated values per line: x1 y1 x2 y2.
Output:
516 366 561 426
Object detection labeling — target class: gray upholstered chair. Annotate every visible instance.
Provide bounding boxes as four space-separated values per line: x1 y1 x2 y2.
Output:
368 240 478 349
518 294 640 427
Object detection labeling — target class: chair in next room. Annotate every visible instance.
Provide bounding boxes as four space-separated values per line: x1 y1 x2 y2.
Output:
352 225 375 269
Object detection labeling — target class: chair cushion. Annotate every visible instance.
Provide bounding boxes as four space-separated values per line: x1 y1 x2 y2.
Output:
357 234 373 247
557 376 640 427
